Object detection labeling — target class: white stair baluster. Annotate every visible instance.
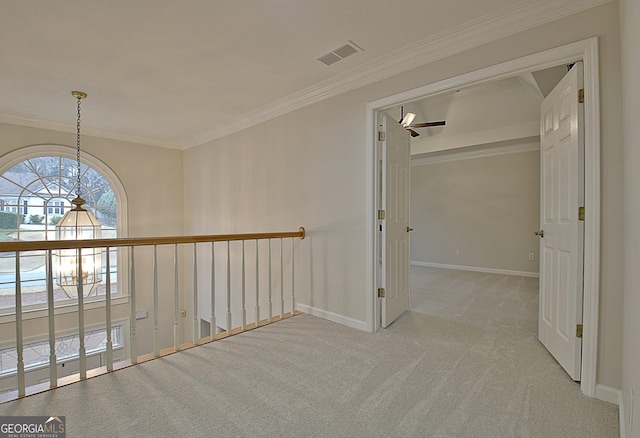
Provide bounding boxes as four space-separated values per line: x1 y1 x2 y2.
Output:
77 250 87 379
129 247 137 364
241 240 246 330
210 242 216 339
226 241 232 334
15 254 25 397
173 244 180 351
291 238 295 316
153 245 159 357
255 239 260 326
280 238 284 319
193 243 199 344
105 248 113 371
268 239 273 323
46 250 57 387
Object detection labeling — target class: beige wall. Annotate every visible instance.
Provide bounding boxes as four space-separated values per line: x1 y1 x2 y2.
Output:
620 0 640 434
0 122 185 354
410 150 540 274
184 2 623 389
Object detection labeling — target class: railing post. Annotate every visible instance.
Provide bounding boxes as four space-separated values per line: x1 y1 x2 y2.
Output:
15 253 25 397
77 250 87 380
210 242 216 339
129 246 137 364
153 245 160 357
291 237 295 315
268 239 273 322
173 244 180 351
226 241 232 335
193 243 199 344
241 240 246 330
280 238 285 319
255 239 260 326
46 250 57 387
105 248 113 371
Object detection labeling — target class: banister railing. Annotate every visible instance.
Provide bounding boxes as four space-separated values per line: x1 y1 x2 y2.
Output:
0 227 305 403
0 228 306 252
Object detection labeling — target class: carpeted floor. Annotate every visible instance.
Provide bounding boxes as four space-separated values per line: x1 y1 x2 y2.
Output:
0 267 619 437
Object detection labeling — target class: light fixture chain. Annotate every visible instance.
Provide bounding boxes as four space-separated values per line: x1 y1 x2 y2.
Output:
76 95 82 197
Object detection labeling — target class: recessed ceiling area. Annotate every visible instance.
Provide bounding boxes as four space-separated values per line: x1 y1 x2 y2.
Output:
389 64 571 157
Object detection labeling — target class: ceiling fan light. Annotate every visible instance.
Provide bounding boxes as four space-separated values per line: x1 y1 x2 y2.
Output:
401 112 416 127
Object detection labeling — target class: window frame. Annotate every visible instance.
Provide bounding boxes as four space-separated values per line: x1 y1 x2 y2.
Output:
0 145 129 319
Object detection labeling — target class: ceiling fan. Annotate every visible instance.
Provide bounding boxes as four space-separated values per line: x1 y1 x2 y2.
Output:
399 106 446 137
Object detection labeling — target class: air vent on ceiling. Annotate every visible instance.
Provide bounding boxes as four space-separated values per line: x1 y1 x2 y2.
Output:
317 41 363 66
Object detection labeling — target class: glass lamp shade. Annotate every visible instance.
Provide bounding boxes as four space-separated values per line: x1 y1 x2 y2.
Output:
55 196 102 298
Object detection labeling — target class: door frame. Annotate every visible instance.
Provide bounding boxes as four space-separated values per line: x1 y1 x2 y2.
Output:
365 37 600 397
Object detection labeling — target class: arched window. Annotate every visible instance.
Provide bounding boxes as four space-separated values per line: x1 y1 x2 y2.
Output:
0 145 127 310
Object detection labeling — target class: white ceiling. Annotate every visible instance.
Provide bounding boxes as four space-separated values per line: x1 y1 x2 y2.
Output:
0 0 608 150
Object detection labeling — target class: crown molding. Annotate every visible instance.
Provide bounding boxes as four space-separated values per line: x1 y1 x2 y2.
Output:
184 0 613 149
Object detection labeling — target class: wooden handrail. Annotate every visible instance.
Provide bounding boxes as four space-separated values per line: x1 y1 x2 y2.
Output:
0 227 305 252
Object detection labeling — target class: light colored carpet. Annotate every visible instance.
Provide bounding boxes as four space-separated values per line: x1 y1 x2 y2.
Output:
0 268 619 437
410 266 540 336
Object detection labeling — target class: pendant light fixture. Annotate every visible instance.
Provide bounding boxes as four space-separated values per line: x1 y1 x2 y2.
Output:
56 91 102 298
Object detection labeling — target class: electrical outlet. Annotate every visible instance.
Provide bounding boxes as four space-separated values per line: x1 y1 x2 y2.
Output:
529 253 535 261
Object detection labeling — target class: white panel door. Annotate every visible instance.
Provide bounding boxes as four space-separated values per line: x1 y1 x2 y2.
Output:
381 112 411 328
538 62 584 381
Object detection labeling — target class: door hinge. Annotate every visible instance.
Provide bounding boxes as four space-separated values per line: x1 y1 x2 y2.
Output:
578 206 585 221
578 88 584 103
378 210 386 220
576 324 583 338
378 131 386 141
377 288 386 298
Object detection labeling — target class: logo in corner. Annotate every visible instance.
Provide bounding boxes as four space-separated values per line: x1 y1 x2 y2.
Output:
0 415 66 438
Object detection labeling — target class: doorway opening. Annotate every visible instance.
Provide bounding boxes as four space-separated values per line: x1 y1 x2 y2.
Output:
366 37 600 397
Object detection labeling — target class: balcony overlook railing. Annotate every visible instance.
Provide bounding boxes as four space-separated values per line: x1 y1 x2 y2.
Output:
0 227 305 403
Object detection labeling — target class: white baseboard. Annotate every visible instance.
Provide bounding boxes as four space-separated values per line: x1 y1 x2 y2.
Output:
411 261 539 278
595 384 624 437
595 384 622 405
296 304 368 332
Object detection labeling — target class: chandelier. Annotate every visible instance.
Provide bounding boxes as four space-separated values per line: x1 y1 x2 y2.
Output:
55 91 102 298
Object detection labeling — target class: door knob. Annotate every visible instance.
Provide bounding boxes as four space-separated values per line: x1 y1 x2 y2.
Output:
407 227 414 232
534 230 544 238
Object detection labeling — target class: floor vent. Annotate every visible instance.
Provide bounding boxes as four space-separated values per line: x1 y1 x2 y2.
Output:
317 41 363 66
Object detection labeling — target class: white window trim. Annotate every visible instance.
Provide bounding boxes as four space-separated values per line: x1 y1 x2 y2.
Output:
0 144 128 232
0 144 130 319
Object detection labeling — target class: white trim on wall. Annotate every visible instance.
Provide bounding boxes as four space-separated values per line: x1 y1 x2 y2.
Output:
296 303 367 332
593 384 625 437
411 261 539 278
366 37 600 398
595 384 623 405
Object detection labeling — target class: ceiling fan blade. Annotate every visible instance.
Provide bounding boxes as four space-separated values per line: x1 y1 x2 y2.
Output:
409 129 420 137
408 121 446 128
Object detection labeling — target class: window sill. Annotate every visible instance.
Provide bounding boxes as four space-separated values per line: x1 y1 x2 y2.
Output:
0 295 130 324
